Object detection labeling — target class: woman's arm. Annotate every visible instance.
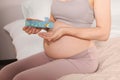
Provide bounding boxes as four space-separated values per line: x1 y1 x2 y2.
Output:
65 0 111 41
49 13 56 22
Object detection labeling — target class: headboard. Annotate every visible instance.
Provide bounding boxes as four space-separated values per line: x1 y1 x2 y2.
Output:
0 0 24 60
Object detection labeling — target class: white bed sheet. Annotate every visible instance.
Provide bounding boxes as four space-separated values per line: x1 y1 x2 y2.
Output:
58 37 120 80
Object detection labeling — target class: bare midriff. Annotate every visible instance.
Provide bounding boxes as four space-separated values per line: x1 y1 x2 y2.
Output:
43 21 95 59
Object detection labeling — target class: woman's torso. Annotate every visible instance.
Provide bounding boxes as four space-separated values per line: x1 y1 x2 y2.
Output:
44 0 95 59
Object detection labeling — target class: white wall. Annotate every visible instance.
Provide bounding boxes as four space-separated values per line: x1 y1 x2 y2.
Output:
0 0 24 27
111 0 120 25
110 0 120 38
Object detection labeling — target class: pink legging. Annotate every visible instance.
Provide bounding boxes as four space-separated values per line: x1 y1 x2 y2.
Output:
0 47 99 80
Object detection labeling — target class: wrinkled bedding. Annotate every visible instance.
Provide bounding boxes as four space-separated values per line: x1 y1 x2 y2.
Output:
58 37 120 80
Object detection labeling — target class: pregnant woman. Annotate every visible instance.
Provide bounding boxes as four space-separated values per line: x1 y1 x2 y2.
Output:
0 0 111 80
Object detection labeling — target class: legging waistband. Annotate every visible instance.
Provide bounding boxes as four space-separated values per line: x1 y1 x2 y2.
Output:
66 46 97 59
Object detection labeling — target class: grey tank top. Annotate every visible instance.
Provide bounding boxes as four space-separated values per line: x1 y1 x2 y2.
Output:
51 0 94 27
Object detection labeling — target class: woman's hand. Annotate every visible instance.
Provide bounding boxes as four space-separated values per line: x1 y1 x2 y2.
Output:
23 26 42 34
23 18 44 34
38 27 68 42
38 21 72 41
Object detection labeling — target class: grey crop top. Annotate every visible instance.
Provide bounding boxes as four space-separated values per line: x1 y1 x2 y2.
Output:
51 0 95 27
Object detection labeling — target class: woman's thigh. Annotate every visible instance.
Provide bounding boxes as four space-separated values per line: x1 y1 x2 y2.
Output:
0 51 54 80
13 47 99 80
13 59 80 80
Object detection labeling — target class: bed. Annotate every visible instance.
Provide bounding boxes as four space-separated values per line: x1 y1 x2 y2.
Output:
2 0 120 80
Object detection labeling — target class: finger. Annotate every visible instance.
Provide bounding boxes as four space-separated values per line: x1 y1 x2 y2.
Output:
28 27 34 34
41 32 52 37
31 28 36 34
25 27 31 31
38 32 46 37
38 32 46 38
44 32 52 37
35 28 41 34
51 37 58 42
38 32 53 40
23 26 28 31
25 27 32 34
38 32 50 39
49 36 57 42
33 28 41 34
49 34 60 42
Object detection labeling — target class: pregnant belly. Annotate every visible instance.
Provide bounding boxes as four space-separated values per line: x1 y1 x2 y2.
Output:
43 35 92 59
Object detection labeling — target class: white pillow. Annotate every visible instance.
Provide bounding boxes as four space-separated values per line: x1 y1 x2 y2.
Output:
4 19 26 39
4 19 44 60
13 34 44 60
21 0 52 20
